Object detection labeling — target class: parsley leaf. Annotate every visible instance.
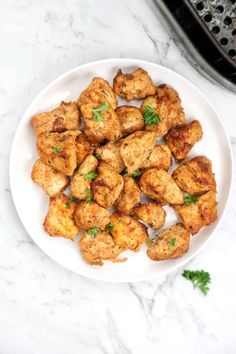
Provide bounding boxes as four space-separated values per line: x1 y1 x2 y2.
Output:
182 270 211 295
168 238 176 249
84 171 97 181
94 153 101 160
92 104 109 122
105 223 114 231
53 146 60 154
65 196 79 208
143 105 161 126
122 170 141 178
88 227 101 236
183 195 199 205
85 188 94 203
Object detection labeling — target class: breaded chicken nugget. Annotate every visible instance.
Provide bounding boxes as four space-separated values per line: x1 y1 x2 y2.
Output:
114 176 141 214
110 213 148 251
75 133 95 165
79 230 125 266
174 191 217 235
165 120 203 160
96 140 125 173
120 131 156 174
141 84 186 136
92 167 124 208
71 155 98 200
139 168 184 205
113 68 156 101
31 159 69 197
140 144 172 171
37 130 80 176
147 223 190 261
78 77 121 142
116 106 144 136
74 201 110 230
32 101 80 136
172 156 216 195
44 194 79 239
133 202 166 229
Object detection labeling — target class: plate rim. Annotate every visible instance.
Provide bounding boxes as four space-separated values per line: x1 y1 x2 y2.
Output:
9 58 233 282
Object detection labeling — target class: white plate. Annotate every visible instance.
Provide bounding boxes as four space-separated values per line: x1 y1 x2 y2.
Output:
9 58 233 282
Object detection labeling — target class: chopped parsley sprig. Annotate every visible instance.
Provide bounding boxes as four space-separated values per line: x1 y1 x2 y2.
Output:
65 196 79 208
183 195 198 205
92 104 109 122
53 146 60 154
85 188 94 203
88 227 101 236
168 238 176 249
105 223 114 231
84 171 97 181
143 105 161 126
182 270 211 295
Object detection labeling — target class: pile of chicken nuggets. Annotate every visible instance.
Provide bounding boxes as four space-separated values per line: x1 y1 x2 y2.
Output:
31 67 217 266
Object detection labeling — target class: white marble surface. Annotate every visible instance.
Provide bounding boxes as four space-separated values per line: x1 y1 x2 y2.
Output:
0 0 236 353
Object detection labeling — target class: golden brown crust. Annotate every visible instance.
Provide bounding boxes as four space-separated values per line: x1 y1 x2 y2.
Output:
113 68 156 101
133 203 166 229
140 144 172 170
139 168 184 205
74 201 110 230
147 223 190 261
120 131 156 174
37 130 80 176
116 106 144 136
96 140 125 173
75 133 95 165
79 230 125 266
165 120 203 160
92 167 124 208
110 213 148 252
172 156 216 195
140 84 186 136
70 155 98 200
31 101 80 136
31 159 69 197
174 191 217 235
114 176 141 214
44 194 79 239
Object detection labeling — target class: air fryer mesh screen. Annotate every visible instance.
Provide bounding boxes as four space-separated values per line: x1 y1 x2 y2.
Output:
189 0 236 62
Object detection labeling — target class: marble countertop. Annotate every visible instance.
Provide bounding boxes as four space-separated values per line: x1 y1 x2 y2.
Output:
0 0 236 353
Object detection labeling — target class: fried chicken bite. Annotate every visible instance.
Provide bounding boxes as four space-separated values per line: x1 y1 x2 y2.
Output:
147 223 190 261
113 68 156 101
120 131 156 174
74 201 110 230
165 120 203 160
110 213 148 252
95 140 125 173
31 159 69 197
172 156 216 195
31 101 80 136
79 230 125 266
140 84 186 136
139 168 184 205
92 167 124 208
114 176 141 214
174 191 217 235
133 203 166 229
78 77 121 142
44 194 79 239
116 106 144 136
37 130 80 175
70 155 98 200
75 132 96 165
139 144 172 171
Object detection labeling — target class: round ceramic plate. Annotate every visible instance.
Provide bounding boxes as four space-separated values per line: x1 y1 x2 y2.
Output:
9 58 232 282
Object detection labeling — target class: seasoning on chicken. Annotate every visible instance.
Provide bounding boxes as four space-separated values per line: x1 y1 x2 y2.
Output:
133 202 166 229
74 201 110 230
172 156 216 195
75 132 96 165
114 176 141 214
44 194 79 239
147 223 190 261
116 106 144 136
95 140 125 173
113 68 156 101
140 144 172 171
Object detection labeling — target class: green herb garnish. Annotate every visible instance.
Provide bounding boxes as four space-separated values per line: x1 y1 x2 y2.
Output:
88 227 101 236
182 270 211 295
143 105 161 126
65 196 79 208
85 188 94 203
105 223 114 231
94 153 101 160
122 170 141 178
168 238 176 249
92 104 109 122
183 195 199 205
53 146 60 154
84 171 97 181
